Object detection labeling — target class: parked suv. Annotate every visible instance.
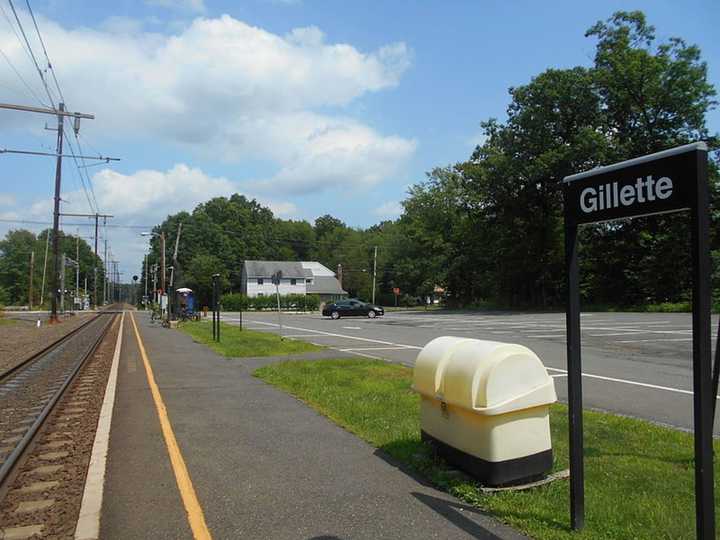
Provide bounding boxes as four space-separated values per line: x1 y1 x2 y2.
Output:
322 299 384 319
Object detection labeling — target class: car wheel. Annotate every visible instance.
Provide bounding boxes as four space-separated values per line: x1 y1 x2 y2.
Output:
368 310 377 318
330 311 340 320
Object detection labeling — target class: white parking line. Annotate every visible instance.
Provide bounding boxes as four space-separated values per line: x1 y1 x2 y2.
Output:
617 337 693 343
247 320 422 349
545 366 720 399
588 332 642 337
339 346 412 352
342 326 362 330
245 317 717 399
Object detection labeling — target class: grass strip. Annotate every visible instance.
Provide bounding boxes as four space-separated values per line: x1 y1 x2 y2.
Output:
254 358 720 540
179 320 324 357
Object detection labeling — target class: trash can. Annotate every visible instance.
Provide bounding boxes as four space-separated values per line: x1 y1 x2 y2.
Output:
413 337 557 486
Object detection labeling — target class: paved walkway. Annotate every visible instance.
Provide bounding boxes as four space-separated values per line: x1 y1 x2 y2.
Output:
100 312 527 539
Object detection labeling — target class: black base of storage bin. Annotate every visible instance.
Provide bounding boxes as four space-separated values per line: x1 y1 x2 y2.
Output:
421 430 553 487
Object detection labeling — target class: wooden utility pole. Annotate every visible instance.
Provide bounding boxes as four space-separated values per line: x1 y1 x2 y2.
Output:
50 103 66 321
28 251 34 309
160 232 166 292
337 263 343 289
0 102 95 322
40 230 49 305
0 102 120 319
61 212 113 309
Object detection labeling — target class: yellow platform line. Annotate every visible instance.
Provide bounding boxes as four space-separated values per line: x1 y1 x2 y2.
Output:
129 311 212 540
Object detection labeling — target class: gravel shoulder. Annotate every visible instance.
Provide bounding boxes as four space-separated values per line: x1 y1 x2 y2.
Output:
0 313 95 374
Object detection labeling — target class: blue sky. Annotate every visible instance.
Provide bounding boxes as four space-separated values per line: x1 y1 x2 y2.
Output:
0 0 718 278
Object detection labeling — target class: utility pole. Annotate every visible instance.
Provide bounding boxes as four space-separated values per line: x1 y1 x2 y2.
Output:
372 246 378 305
60 213 113 308
103 224 108 305
144 253 149 308
169 223 182 320
160 232 166 304
40 230 49 305
50 103 66 322
28 251 34 309
0 102 118 319
75 230 80 310
60 253 65 314
337 263 343 290
152 265 157 304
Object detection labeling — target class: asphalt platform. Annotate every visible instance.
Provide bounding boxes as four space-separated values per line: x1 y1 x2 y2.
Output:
99 312 528 539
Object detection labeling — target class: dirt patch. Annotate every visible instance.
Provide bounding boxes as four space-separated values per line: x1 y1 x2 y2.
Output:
0 314 95 375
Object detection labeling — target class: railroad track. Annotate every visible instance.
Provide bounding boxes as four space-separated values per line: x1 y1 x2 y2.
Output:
0 312 116 496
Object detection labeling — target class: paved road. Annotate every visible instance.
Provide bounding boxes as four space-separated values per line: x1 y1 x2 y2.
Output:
225 310 720 436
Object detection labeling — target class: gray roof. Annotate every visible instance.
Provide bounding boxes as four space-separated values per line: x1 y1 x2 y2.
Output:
243 260 306 278
307 276 347 295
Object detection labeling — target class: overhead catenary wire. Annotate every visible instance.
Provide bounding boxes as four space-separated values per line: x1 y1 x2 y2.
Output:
0 218 152 229
0 45 46 105
3 0 113 219
6 0 56 108
23 0 63 103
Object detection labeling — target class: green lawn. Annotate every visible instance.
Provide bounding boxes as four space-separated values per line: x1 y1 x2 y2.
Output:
0 317 16 326
179 320 324 357
255 359 720 540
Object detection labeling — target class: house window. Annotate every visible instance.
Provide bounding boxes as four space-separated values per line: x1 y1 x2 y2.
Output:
257 278 263 285
290 278 297 285
306 279 312 284
258 292 264 297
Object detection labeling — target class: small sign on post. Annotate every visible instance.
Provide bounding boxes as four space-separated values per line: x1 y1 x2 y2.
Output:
563 142 713 537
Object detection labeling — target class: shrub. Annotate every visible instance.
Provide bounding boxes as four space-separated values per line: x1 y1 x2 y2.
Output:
220 293 321 312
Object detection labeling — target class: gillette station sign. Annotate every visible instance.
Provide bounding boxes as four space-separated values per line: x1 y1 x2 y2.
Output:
563 143 704 226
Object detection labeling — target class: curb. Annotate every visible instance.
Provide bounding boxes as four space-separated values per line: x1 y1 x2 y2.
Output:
74 311 125 540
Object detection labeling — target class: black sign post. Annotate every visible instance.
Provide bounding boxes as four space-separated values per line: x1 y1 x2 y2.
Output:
563 142 713 538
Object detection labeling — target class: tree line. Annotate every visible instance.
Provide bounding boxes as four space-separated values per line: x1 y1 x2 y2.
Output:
0 229 105 307
145 12 718 310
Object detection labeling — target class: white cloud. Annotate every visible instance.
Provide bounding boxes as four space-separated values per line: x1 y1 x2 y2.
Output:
0 194 16 206
69 164 295 221
373 201 404 218
16 164 298 276
145 0 206 13
0 13 414 194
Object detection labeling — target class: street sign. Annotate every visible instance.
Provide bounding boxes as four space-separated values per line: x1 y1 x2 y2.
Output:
565 144 699 225
132 275 138 282
393 287 400 295
271 270 283 286
563 142 713 538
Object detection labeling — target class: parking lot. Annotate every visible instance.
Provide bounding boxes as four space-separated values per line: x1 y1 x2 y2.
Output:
225 309 720 436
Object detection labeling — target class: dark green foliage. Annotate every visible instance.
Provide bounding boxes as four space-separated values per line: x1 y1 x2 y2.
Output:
0 228 104 306
220 293 320 312
392 10 718 308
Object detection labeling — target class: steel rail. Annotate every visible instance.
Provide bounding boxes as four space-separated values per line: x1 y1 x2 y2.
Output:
0 313 116 491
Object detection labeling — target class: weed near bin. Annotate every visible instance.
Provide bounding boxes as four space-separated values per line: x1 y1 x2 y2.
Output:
179 320 324 357
254 358 720 540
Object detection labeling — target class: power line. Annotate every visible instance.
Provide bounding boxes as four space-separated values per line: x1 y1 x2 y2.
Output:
0 2 41 94
0 218 152 229
62 128 96 213
0 45 46 105
6 0 56 107
6 0 105 216
24 0 63 103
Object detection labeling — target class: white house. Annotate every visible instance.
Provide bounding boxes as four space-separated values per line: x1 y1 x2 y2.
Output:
241 261 347 301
